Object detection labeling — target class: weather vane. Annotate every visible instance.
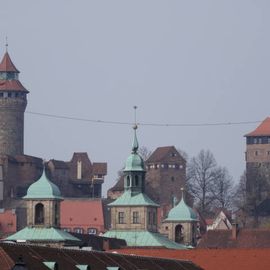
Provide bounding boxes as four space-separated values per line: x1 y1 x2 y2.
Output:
133 105 138 129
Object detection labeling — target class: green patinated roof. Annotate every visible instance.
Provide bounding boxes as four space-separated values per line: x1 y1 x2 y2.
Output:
76 265 90 270
104 230 187 249
108 190 159 207
124 127 145 172
124 153 145 172
5 227 81 243
24 170 63 200
165 196 198 222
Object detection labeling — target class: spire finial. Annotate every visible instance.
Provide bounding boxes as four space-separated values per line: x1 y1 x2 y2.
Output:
181 187 185 201
132 106 139 153
5 36 8 52
133 105 138 129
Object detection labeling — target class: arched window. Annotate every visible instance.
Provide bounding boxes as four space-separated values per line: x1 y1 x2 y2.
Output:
135 175 139 186
54 204 59 225
175 224 184 243
35 203 44 225
126 176 130 187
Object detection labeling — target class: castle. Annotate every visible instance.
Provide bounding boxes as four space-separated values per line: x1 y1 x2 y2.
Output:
0 49 193 239
0 50 107 230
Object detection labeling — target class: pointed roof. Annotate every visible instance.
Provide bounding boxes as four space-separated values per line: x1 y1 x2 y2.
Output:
124 126 144 172
5 227 81 243
165 191 198 222
146 146 185 163
245 117 270 137
108 190 158 207
24 169 62 200
0 80 28 92
0 52 19 73
104 230 187 249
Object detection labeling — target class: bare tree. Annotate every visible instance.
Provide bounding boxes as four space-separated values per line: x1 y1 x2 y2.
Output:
211 167 234 209
177 148 189 162
233 171 247 211
139 146 152 161
187 150 218 214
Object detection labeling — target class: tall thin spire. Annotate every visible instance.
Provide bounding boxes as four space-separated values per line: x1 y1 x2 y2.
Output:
132 106 139 153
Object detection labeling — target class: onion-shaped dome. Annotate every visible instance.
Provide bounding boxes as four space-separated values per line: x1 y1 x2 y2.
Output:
124 125 145 172
24 169 62 200
166 193 198 222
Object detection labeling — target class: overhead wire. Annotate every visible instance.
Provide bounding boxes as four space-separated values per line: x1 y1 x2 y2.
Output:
26 111 261 127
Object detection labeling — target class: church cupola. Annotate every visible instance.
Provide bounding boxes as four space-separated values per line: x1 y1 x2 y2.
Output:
123 125 146 195
24 165 63 228
0 48 29 156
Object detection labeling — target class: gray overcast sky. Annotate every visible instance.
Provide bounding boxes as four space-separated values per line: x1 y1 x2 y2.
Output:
1 1 270 194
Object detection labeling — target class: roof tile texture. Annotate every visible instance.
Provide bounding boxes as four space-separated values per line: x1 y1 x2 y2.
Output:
245 117 270 136
0 52 19 72
60 199 105 232
115 247 270 270
0 80 28 92
197 229 270 249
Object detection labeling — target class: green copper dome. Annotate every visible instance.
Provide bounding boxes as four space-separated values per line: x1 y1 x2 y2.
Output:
124 153 145 171
124 125 145 172
24 169 63 200
166 195 198 222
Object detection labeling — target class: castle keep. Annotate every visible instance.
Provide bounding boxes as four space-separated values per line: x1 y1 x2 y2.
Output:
0 51 28 156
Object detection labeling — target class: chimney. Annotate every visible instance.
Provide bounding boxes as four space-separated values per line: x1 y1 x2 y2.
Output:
231 223 238 240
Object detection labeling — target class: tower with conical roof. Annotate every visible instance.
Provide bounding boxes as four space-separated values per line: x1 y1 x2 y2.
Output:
162 188 198 246
0 49 29 156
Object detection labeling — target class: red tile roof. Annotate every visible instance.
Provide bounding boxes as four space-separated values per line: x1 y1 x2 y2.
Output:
146 146 185 163
0 210 16 237
108 175 124 192
92 162 107 175
60 199 105 233
0 247 14 270
0 80 28 92
0 52 19 73
197 229 270 249
245 117 270 137
115 247 270 270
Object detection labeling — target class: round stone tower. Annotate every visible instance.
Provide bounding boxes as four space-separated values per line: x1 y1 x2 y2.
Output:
0 50 29 156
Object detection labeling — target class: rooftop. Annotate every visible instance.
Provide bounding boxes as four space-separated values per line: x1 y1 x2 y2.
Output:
0 52 19 73
245 117 270 137
165 194 198 222
0 242 202 270
197 228 270 249
5 227 81 243
108 190 158 207
104 230 187 250
146 146 185 163
0 80 28 92
115 247 270 270
24 169 62 200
